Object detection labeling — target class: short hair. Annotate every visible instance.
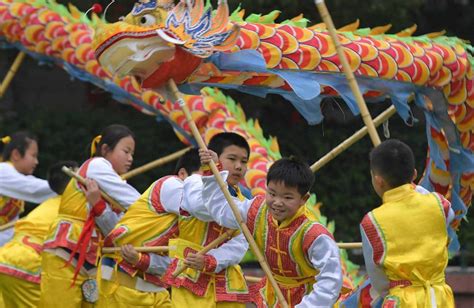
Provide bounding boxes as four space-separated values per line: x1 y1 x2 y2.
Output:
93 124 135 157
208 133 250 159
370 139 415 188
267 157 314 196
1 131 38 161
47 161 79 195
174 148 200 175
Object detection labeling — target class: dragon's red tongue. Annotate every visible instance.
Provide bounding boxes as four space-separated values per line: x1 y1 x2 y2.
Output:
142 47 202 88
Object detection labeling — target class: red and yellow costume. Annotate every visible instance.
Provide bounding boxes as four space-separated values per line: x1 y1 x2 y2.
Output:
40 158 139 307
99 175 181 308
360 184 455 308
200 171 343 307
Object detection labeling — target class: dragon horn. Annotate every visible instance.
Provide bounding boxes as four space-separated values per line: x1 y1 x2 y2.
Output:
369 24 392 35
337 19 360 32
206 0 229 36
396 24 417 37
189 0 204 26
212 24 241 52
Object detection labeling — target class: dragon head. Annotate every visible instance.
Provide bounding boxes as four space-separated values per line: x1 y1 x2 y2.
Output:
93 0 239 88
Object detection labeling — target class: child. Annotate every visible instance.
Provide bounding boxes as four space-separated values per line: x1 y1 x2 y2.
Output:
360 139 454 307
40 124 141 308
199 151 343 307
0 160 78 308
0 132 56 246
164 133 251 307
97 149 202 307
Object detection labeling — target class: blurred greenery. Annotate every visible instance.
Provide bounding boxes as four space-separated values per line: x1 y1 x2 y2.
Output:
1 0 473 265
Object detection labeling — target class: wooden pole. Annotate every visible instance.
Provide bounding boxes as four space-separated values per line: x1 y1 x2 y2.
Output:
0 51 26 98
167 79 289 308
121 147 192 180
172 229 235 277
0 220 16 231
102 246 173 254
245 276 262 283
314 0 381 146
61 166 126 212
311 106 396 172
337 242 363 249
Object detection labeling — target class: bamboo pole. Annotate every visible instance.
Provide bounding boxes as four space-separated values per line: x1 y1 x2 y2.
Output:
172 229 235 277
0 220 16 231
311 106 396 172
0 51 26 98
121 147 192 180
245 275 262 283
61 166 126 212
102 246 173 254
337 242 363 249
167 79 289 308
314 0 381 147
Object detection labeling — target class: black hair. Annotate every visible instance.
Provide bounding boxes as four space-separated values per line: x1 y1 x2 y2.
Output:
174 148 200 175
267 157 314 196
369 139 415 188
1 131 38 161
47 160 79 195
208 132 250 159
93 124 135 157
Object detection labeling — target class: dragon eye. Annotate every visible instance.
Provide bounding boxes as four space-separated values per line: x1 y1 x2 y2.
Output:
139 14 156 26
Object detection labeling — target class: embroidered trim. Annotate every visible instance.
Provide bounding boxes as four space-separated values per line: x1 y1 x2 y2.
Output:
433 192 451 219
202 254 217 273
22 236 43 254
361 212 386 265
134 253 150 272
0 264 40 284
148 176 175 213
247 196 265 234
302 223 334 256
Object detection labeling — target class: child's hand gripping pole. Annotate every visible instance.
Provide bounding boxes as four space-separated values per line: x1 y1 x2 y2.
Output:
172 229 235 277
61 166 126 213
167 79 289 308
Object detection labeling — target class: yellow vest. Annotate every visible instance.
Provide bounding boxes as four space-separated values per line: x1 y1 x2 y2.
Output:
370 184 454 308
43 159 102 265
166 186 249 302
104 176 179 286
0 196 61 283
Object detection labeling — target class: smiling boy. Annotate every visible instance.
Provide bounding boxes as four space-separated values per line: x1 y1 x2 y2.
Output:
198 151 343 307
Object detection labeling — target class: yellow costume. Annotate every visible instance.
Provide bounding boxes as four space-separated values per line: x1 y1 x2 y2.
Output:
99 176 180 308
360 184 454 307
40 158 139 307
201 173 343 307
0 196 60 308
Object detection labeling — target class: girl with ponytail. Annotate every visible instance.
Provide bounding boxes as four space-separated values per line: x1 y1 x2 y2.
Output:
40 124 141 307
